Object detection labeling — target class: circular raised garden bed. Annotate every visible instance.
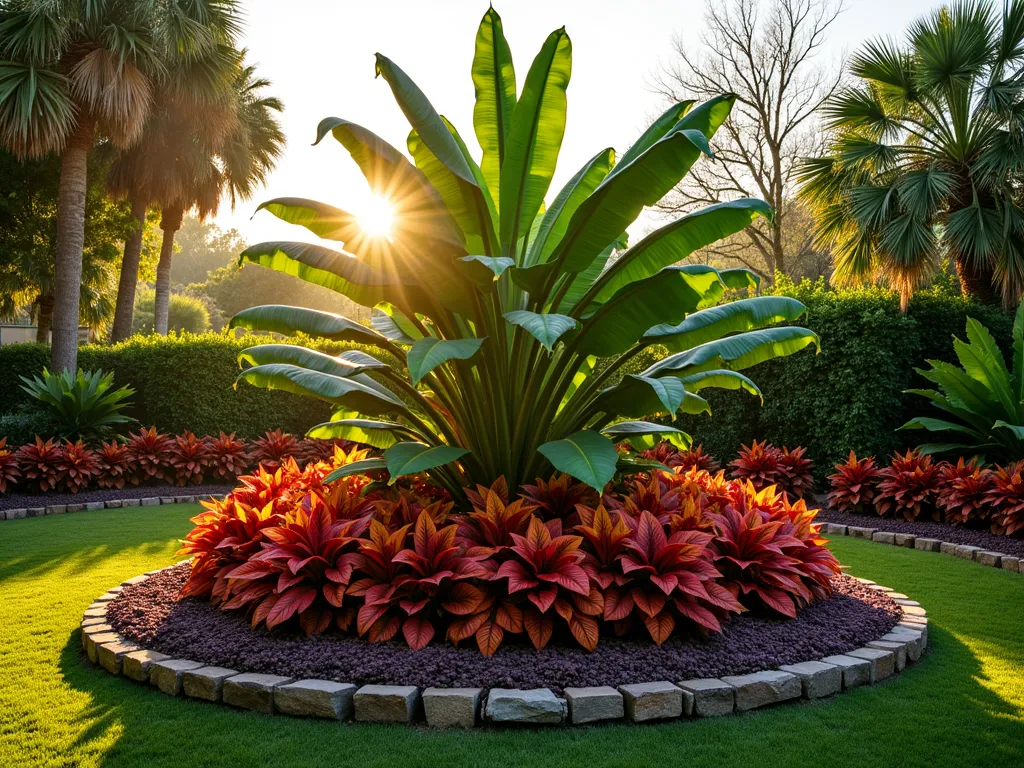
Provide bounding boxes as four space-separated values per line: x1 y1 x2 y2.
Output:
81 564 929 727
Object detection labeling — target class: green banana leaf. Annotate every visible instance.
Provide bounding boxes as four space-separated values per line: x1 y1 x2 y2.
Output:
537 429 618 491
504 310 577 350
407 337 487 384
229 304 389 347
644 296 808 353
308 418 421 449
235 363 406 416
471 6 517 199
238 345 389 378
384 441 470 483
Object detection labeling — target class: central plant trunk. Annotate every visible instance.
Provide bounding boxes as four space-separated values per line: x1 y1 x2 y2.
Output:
110 196 149 343
954 254 997 305
50 116 96 371
154 204 184 336
35 293 55 344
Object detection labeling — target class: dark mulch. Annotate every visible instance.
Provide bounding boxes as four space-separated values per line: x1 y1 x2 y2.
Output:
107 565 902 693
816 506 1024 558
0 484 232 511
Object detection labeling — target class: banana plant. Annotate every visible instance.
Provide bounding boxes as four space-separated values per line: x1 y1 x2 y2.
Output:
230 7 819 499
902 299 1024 463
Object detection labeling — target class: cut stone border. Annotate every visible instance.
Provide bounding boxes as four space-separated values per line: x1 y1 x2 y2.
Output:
0 493 225 521
81 564 929 728
818 518 1022 575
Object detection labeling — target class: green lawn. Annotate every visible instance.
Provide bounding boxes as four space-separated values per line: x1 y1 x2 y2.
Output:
1 505 1022 768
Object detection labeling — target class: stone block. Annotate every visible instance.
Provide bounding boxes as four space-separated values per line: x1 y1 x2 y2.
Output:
894 533 916 548
1001 555 1020 572
820 654 872 690
677 678 735 717
884 629 923 662
823 523 847 535
867 640 907 671
846 647 896 682
898 620 928 649
484 688 566 725
6 508 26 520
182 666 239 702
160 497 176 505
900 604 927 617
276 680 356 720
619 681 683 722
26 507 45 518
123 650 170 682
176 495 195 504
223 673 293 714
975 551 1003 568
940 541 958 555
847 526 876 539
121 499 141 508
954 544 981 560
422 687 482 727
355 685 421 723
82 606 107 620
121 575 148 587
151 659 203 696
721 670 801 711
140 497 160 507
865 584 893 592
66 503 86 513
893 598 918 606
871 531 896 545
104 500 123 509
562 686 624 725
777 661 842 699
85 501 104 511
46 504 67 515
97 641 139 675
85 632 119 664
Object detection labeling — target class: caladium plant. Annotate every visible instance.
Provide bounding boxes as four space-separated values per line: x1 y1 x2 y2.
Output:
229 6 818 499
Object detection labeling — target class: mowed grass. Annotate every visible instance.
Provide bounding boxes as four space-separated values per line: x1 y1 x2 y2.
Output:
0 505 1022 768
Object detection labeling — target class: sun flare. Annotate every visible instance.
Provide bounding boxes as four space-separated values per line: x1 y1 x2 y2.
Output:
356 194 395 239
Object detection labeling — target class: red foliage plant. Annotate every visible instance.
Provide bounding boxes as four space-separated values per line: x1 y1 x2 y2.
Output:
826 451 881 513
206 432 250 481
728 440 784 490
519 473 598 522
778 446 815 498
94 440 134 489
672 444 721 473
0 437 20 493
874 449 943 521
16 437 62 493
938 458 993 527
125 427 174 484
168 430 211 486
55 439 99 493
985 461 1024 537
250 429 302 472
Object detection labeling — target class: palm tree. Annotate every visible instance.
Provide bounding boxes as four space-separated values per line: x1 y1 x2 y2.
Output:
799 0 1024 309
0 0 241 368
147 53 284 334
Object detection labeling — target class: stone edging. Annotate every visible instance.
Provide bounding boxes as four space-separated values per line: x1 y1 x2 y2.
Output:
1 493 213 520
81 565 928 727
821 522 1022 574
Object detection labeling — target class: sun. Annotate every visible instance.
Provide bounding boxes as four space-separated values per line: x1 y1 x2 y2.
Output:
356 194 395 239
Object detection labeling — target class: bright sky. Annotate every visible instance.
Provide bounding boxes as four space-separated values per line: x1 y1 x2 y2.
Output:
216 0 942 245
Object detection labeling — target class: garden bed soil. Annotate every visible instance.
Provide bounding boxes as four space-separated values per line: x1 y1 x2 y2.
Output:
816 506 1024 558
0 484 233 512
107 566 902 693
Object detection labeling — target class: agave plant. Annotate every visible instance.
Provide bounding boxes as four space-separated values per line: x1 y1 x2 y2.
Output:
902 300 1024 462
230 7 818 499
18 368 135 442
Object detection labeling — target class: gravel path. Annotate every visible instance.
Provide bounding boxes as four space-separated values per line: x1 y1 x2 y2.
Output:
816 507 1024 557
107 565 902 693
0 484 232 511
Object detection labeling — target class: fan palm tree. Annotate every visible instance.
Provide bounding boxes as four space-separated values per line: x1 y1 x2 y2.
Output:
0 0 241 367
799 0 1024 309
147 53 284 335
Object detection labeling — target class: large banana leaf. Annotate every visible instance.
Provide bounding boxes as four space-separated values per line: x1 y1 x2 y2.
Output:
644 296 809 353
308 418 421 448
255 198 362 242
608 100 694 177
591 375 685 419
235 364 406 416
471 6 517 198
384 442 470 483
229 305 390 347
238 345 390 378
677 369 763 402
498 26 571 252
600 420 691 450
645 327 821 378
537 430 618 491
592 198 772 303
503 310 577 350
407 337 486 384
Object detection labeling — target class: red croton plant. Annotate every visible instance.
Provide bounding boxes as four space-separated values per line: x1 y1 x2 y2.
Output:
179 445 841 655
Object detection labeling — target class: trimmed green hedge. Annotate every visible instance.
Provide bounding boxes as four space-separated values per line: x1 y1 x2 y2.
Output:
675 279 1014 477
0 333 400 440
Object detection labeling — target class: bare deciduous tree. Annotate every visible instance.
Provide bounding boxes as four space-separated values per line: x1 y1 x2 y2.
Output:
652 0 844 283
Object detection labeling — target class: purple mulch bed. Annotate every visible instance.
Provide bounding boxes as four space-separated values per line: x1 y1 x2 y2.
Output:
106 565 902 693
0 484 232 512
816 506 1024 558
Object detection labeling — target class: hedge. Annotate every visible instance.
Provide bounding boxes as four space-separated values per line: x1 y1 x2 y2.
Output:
675 278 1015 479
0 333 401 440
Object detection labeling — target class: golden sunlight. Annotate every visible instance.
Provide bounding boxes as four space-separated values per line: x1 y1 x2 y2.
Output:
356 194 395 239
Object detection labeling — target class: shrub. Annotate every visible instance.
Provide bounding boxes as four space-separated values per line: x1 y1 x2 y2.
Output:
0 438 20 493
18 368 135 442
132 287 211 335
250 430 302 473
125 427 174 484
778 446 815 499
673 444 720 473
729 440 784 489
0 408 56 447
985 462 1024 537
94 440 133 489
937 459 993 527
874 450 943 521
826 451 881 513
168 431 212 486
16 437 62 493
206 432 250 481
55 440 98 493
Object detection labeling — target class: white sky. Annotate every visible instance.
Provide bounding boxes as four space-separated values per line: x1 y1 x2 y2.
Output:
215 0 942 245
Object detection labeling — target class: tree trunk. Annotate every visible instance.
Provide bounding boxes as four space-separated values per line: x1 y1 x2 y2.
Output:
110 196 148 343
35 293 54 344
154 204 183 336
955 254 997 305
50 117 95 372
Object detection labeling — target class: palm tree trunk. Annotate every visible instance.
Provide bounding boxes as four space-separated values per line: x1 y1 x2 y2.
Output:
110 196 148 343
955 254 997 305
35 293 54 344
50 117 95 371
154 204 183 335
